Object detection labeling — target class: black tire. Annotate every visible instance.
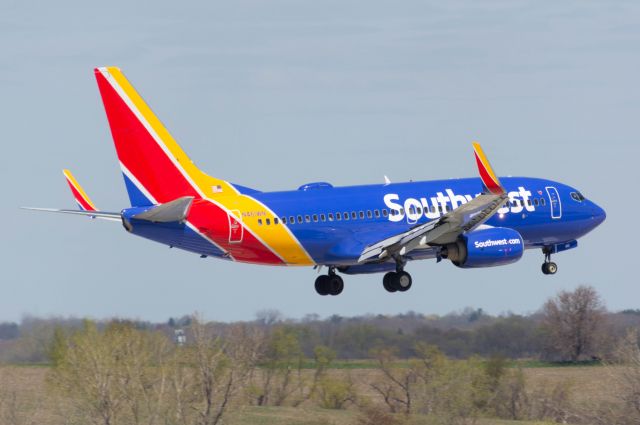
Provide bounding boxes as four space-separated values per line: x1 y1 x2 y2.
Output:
329 275 344 296
383 272 398 292
314 275 330 295
396 271 412 292
541 263 549 275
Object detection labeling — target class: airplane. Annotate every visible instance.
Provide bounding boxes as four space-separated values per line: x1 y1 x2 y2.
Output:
25 67 606 296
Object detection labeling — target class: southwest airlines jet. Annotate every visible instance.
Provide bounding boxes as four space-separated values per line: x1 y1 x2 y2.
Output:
26 67 606 296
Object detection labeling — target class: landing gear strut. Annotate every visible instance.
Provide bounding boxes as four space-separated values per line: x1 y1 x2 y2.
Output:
541 247 558 275
382 256 412 293
314 267 344 296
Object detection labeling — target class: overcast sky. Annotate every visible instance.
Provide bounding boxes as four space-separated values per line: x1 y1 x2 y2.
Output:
1 1 638 322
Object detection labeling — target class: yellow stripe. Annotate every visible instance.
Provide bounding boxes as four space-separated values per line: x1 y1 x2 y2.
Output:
63 169 96 210
215 194 315 265
105 67 314 265
472 142 501 186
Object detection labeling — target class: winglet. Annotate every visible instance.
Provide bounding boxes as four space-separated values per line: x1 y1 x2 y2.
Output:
63 169 97 211
472 142 504 195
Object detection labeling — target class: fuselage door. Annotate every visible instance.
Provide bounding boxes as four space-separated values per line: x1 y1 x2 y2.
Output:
545 186 562 219
228 210 243 243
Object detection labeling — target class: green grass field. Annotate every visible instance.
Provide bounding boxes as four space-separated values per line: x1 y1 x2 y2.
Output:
228 406 555 425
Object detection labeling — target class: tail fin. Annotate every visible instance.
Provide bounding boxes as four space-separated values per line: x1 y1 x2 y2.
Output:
63 169 97 211
472 142 505 195
94 67 237 207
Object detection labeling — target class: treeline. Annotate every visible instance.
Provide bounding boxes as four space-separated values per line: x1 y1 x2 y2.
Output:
1 286 637 363
2 294 640 424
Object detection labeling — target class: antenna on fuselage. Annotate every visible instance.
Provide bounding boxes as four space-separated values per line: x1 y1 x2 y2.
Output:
383 175 391 185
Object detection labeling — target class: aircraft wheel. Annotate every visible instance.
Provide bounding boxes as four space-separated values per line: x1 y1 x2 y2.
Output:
541 262 558 275
383 272 398 293
396 271 412 292
328 275 344 296
315 275 330 296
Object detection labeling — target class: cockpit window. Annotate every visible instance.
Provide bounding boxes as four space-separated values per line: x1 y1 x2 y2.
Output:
570 192 585 202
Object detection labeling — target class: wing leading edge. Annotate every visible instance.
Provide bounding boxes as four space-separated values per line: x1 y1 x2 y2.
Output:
358 143 508 263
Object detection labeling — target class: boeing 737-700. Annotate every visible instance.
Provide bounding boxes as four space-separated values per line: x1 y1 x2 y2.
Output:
25 67 606 296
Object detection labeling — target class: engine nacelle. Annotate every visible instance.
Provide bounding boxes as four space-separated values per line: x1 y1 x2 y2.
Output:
442 227 524 268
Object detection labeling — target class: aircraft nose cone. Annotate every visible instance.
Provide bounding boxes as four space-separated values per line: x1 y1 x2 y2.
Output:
591 202 606 226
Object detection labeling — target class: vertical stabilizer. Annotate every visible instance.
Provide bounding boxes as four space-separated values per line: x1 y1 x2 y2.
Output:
94 67 237 206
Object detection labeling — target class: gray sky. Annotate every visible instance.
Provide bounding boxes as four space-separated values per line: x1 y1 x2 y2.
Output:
1 1 638 322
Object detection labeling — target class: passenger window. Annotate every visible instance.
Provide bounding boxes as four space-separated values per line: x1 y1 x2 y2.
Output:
367 210 372 218
289 216 295 224
313 214 318 222
258 219 263 225
534 199 539 206
540 198 546 206
351 212 357 219
274 217 279 224
344 212 350 220
382 209 388 217
320 214 326 222
328 213 334 221
297 215 303 223
305 215 311 223
527 200 532 206
399 208 404 215
336 213 342 221
281 217 286 224
374 210 380 218
417 207 422 214
266 218 271 225
359 211 365 219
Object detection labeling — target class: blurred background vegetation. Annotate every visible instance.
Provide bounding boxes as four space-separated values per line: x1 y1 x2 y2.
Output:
1 285 639 424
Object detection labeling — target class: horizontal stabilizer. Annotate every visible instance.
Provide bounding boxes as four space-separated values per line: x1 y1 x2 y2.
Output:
21 207 121 221
63 169 98 211
131 196 194 223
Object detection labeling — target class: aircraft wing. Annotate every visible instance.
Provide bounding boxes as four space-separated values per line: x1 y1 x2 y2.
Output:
358 143 508 263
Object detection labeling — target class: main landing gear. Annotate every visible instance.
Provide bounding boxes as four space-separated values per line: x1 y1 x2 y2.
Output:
541 247 558 275
383 256 412 293
315 267 344 296
383 271 412 293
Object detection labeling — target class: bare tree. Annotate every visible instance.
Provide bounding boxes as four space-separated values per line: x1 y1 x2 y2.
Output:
252 326 307 407
186 316 263 425
541 285 606 361
369 347 417 414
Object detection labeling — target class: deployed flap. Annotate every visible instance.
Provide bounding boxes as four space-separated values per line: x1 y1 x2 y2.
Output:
131 196 194 223
358 142 508 263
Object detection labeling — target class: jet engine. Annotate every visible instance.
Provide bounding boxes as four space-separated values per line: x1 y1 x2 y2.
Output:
442 227 524 268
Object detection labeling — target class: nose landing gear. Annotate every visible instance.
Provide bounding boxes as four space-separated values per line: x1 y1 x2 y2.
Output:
541 247 558 275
